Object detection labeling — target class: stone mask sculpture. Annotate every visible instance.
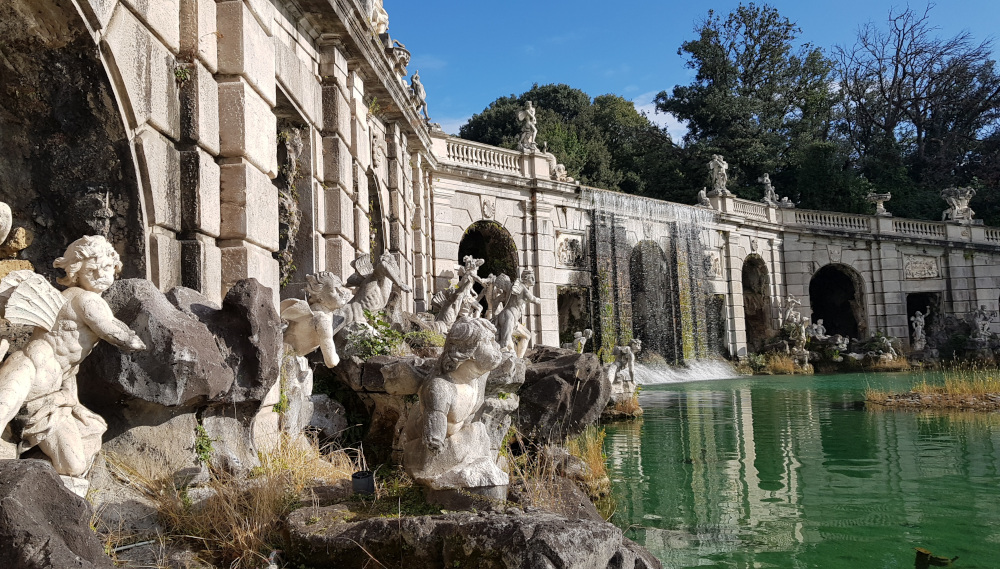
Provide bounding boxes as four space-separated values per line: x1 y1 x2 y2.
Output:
0 235 146 484
280 272 353 368
401 316 506 492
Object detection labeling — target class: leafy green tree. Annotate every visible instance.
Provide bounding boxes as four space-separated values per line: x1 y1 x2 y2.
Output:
656 3 838 201
459 84 684 199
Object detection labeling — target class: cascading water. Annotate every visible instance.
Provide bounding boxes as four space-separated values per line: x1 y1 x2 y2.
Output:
582 188 732 379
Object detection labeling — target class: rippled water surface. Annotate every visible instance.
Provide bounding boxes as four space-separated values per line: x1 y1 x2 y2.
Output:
604 373 1000 568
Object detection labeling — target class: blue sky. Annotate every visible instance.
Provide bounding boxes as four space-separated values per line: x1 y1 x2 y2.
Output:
384 1 999 138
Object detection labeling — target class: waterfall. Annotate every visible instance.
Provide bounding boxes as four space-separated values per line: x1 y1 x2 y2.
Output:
581 188 726 371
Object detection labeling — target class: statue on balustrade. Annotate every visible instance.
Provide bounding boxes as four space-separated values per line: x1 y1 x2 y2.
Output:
493 269 541 357
941 187 977 223
517 101 538 152
759 174 779 206
410 71 429 121
0 236 146 480
708 154 730 196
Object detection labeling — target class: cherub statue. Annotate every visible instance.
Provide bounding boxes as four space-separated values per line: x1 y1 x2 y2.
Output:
611 338 642 385
0 236 146 478
280 272 353 368
809 318 829 341
477 273 508 321
517 101 538 151
494 269 541 357
401 316 506 490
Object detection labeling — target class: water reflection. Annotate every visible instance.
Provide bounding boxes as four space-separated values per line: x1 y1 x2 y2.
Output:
605 374 1000 568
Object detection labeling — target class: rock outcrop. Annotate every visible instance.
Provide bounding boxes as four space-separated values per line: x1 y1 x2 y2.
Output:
286 506 660 569
0 460 113 569
517 347 611 443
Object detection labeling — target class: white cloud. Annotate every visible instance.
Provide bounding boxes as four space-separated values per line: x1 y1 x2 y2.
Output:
436 116 469 135
632 91 688 142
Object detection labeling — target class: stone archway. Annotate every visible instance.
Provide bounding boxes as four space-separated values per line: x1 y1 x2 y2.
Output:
742 254 771 353
810 264 867 339
458 220 519 285
0 0 146 280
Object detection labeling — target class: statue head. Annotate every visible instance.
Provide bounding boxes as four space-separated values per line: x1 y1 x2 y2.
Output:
521 269 535 286
440 317 502 376
306 272 351 310
630 338 642 351
53 235 122 292
583 329 593 339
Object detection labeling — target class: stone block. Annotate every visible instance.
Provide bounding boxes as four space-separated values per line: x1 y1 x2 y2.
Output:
436 241 459 261
311 128 324 182
242 0 274 36
180 0 218 71
388 220 405 252
218 79 277 176
388 186 405 221
322 187 354 238
150 228 182 290
355 163 370 212
221 241 280 303
220 161 279 251
217 0 275 106
135 128 181 231
355 206 370 255
321 83 352 139
322 135 352 191
387 157 406 191
181 234 223 305
122 0 180 52
180 61 220 155
351 117 371 171
104 5 181 139
324 237 354 277
78 0 116 30
180 147 221 236
275 39 322 125
319 43 348 84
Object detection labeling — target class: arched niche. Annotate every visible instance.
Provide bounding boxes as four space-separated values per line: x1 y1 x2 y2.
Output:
809 264 868 339
457 220 519 303
629 240 682 363
0 0 145 280
742 254 772 353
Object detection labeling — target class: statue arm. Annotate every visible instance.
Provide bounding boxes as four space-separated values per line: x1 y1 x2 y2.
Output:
421 378 454 452
315 314 340 368
77 294 146 352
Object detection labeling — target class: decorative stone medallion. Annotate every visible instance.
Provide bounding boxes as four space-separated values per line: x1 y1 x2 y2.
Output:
904 255 939 279
482 197 496 219
556 234 585 268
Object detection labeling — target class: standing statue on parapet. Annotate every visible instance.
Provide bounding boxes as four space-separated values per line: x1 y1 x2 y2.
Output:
280 272 354 368
0 236 146 480
517 101 538 152
708 154 730 195
941 187 977 223
366 0 389 35
759 174 779 206
410 71 429 121
697 188 711 207
494 269 541 357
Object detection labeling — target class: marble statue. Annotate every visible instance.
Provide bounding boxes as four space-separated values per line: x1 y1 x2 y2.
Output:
697 188 711 208
910 307 928 351
401 316 507 491
941 187 977 223
708 154 730 196
366 0 389 34
778 196 795 209
478 273 507 321
280 272 354 368
0 236 146 481
969 304 996 342
409 256 483 334
866 192 892 217
759 174 779 206
346 252 412 314
494 269 541 357
610 339 642 385
517 101 538 152
809 319 829 341
0 202 10 246
410 71 429 121
561 329 593 353
782 295 802 325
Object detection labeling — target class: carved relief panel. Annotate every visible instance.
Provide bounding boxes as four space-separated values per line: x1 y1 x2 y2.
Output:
904 255 939 279
556 233 586 268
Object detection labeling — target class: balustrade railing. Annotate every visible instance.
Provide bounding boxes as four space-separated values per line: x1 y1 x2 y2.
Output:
986 228 1000 243
732 199 769 221
791 211 871 232
892 219 947 238
442 138 522 175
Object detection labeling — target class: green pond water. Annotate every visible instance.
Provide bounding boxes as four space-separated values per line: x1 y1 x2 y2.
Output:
604 372 1000 568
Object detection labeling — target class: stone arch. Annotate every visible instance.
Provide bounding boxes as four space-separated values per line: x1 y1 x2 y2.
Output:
0 0 147 280
367 170 388 259
809 264 868 339
629 240 682 363
458 220 519 304
741 254 772 353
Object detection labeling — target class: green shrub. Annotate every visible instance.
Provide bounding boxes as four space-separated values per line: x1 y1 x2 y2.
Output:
404 329 446 349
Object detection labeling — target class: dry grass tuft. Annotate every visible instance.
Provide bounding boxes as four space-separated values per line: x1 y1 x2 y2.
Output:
869 357 912 372
612 392 642 417
566 425 608 493
108 435 356 569
765 354 796 375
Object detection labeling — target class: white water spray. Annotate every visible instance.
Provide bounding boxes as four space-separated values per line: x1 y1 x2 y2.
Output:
634 360 741 384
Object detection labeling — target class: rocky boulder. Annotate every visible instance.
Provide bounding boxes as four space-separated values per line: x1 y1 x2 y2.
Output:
286 506 660 569
0 460 113 569
517 347 611 443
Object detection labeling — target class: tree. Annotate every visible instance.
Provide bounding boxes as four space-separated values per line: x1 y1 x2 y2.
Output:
459 84 684 199
656 3 838 201
836 5 1000 219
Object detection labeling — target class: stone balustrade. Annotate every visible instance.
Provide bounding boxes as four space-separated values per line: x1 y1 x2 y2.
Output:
787 209 872 232
892 219 947 239
440 137 523 175
732 199 769 222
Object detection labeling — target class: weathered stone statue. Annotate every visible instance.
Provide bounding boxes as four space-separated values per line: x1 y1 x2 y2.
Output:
517 101 538 152
410 71 429 121
401 316 507 492
494 269 541 357
572 329 593 353
697 187 711 207
0 236 146 482
365 0 389 34
969 304 995 343
782 295 802 325
708 154 730 196
408 256 483 334
280 272 353 368
478 273 507 321
346 252 412 314
941 187 977 223
759 174 779 206
809 319 829 341
610 339 642 385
